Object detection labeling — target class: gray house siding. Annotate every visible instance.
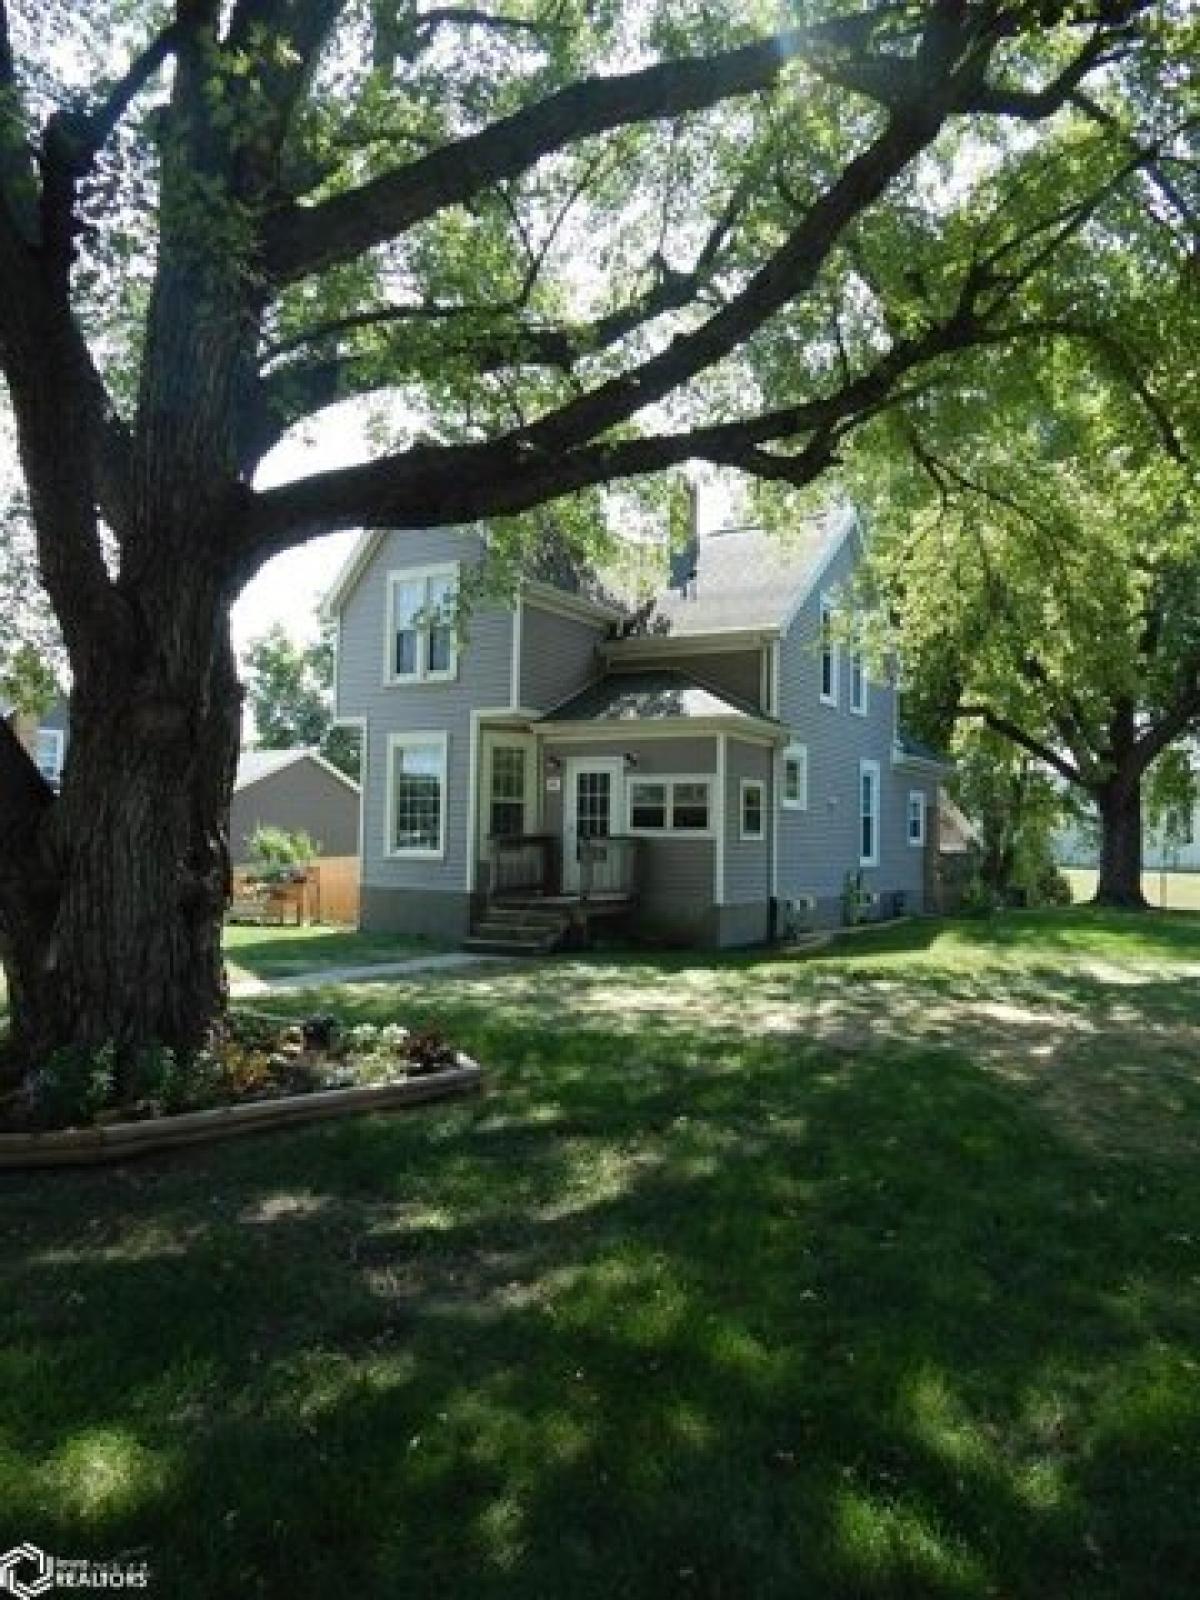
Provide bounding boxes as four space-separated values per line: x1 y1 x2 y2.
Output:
336 527 514 939
229 760 359 863
663 650 764 710
723 737 772 943
775 534 933 923
520 603 605 710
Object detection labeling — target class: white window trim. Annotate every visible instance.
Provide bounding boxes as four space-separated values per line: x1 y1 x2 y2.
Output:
35 727 65 782
907 789 927 847
385 730 448 859
383 563 460 687
849 647 869 716
780 741 809 812
819 593 839 707
484 732 536 844
625 773 715 838
739 778 766 841
859 758 880 868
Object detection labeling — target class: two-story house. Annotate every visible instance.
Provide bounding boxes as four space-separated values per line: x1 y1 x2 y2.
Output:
324 508 947 950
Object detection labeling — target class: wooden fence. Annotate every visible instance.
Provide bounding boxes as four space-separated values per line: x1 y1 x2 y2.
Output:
308 856 361 925
229 855 361 927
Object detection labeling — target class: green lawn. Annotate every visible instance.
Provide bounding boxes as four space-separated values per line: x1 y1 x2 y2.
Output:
222 922 440 979
4 908 1200 1597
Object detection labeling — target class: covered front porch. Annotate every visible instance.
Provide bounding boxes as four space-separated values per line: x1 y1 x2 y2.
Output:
464 831 642 955
467 668 784 953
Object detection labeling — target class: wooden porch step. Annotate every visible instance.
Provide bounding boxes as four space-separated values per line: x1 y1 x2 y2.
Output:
462 933 561 957
480 906 570 930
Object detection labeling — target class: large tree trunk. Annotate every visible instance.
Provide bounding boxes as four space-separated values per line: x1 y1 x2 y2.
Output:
1 598 242 1072
1094 776 1147 909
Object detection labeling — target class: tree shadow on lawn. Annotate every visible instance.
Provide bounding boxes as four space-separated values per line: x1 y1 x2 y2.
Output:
2 990 1200 1599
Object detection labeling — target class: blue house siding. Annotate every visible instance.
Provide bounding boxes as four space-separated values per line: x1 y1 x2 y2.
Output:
662 650 764 709
520 602 605 710
540 734 718 943
774 533 934 922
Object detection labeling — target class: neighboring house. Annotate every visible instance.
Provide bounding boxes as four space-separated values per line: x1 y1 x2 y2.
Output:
1055 804 1200 872
938 792 981 855
230 749 361 864
324 509 948 949
34 697 69 787
2 695 68 786
15 700 359 862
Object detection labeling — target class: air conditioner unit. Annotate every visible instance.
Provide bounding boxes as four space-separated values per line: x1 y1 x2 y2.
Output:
775 893 818 939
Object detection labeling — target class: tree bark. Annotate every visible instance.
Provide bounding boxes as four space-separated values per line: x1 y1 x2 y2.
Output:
0 593 242 1072
1094 777 1147 909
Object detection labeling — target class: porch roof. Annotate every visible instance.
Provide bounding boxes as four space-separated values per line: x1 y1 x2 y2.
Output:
540 668 778 730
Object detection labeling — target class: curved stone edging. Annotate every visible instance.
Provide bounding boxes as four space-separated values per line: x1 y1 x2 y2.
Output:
0 1059 483 1170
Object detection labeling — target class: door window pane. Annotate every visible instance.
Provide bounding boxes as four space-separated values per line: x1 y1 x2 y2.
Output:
576 771 611 839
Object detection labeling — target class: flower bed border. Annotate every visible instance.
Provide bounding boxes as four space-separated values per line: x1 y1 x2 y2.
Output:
0 1057 482 1170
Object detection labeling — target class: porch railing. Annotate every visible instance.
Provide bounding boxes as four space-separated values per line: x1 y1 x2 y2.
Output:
489 833 556 899
579 834 641 902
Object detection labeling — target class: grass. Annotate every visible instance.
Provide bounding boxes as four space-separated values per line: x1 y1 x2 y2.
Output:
3 908 1200 1596
1065 866 1200 910
222 922 441 980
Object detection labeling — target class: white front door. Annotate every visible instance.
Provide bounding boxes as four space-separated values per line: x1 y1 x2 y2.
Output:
562 758 624 892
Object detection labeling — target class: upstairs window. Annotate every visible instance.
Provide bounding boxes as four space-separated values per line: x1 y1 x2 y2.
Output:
859 759 880 867
850 646 868 715
781 743 808 811
386 566 458 684
907 790 926 847
820 595 838 705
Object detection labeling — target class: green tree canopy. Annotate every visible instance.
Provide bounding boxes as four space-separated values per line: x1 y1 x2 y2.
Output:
0 0 1191 1057
241 622 360 778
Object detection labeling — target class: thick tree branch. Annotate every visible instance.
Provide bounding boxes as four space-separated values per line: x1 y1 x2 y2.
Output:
260 6 996 286
958 705 1084 786
242 297 1071 565
964 26 1129 119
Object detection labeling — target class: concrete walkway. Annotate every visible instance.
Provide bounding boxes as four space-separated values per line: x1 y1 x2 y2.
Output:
229 951 502 997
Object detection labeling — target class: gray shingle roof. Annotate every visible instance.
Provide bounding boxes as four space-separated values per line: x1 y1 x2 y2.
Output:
895 729 952 766
645 512 848 636
542 669 775 726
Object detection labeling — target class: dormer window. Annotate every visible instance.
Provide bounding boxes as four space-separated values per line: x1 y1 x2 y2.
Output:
386 565 459 684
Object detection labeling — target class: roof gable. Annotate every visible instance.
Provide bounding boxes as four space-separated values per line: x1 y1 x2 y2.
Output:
235 747 360 794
